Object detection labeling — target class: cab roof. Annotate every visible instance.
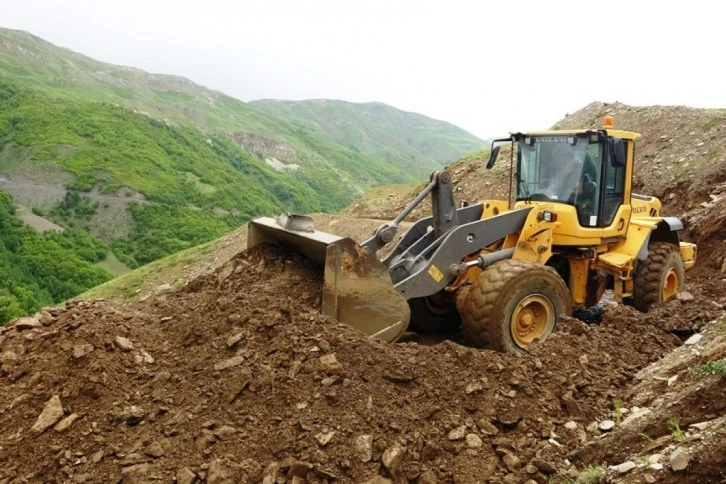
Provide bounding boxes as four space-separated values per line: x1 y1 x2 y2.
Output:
511 129 641 141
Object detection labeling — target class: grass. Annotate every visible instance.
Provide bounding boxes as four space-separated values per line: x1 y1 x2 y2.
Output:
575 466 603 484
668 418 685 442
692 359 726 378
613 400 623 425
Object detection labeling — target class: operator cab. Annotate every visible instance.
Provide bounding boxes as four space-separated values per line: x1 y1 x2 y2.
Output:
490 126 631 229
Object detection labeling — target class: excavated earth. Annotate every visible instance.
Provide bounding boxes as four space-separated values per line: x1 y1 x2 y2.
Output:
2 101 726 483
1 239 725 483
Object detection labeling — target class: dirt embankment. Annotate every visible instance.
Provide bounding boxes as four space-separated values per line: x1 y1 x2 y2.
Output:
2 243 725 483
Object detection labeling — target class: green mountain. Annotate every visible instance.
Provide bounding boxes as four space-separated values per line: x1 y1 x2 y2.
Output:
251 99 484 175
0 27 483 183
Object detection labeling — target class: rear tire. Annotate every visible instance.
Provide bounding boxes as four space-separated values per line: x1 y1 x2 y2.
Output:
460 260 571 353
408 293 461 334
626 241 684 312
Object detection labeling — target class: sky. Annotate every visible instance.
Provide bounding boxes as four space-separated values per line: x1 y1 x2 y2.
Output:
2 0 725 139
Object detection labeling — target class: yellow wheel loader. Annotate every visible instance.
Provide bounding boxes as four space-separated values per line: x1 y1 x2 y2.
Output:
248 117 697 352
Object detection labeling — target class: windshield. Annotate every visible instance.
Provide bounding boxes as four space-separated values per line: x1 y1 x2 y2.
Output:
517 135 603 226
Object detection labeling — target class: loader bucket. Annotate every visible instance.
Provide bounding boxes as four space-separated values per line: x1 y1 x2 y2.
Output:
248 216 410 342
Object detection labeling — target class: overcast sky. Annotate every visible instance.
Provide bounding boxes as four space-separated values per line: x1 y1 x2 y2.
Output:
2 0 724 139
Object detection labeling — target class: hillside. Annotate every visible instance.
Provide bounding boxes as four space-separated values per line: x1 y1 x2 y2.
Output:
0 27 482 185
251 99 484 177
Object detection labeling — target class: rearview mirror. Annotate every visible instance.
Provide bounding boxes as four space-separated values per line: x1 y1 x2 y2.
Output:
486 146 501 169
609 138 626 167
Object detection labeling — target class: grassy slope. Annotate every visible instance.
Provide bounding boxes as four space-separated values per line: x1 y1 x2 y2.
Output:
0 27 482 188
251 99 485 178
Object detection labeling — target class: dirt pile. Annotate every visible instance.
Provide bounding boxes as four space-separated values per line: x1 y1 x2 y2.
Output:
2 244 723 483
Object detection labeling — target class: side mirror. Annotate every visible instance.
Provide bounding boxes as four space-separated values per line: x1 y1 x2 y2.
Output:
609 138 626 167
486 146 501 169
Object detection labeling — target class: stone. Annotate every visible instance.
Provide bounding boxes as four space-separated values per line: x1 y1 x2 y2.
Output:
120 464 150 484
648 454 664 464
502 453 522 472
53 413 79 432
355 435 373 462
208 459 234 484
136 350 154 364
643 473 657 483
610 461 636 474
564 421 578 430
72 344 94 359
362 477 392 484
155 283 173 295
261 462 280 484
531 458 557 474
176 467 197 484
417 469 438 484
227 332 244 348
32 395 64 433
684 333 703 346
669 448 690 471
382 445 406 473
448 425 467 440
598 420 615 431
677 291 694 302
319 353 340 369
478 419 499 435
114 336 134 352
91 450 104 464
465 433 483 448
214 425 237 440
121 406 145 426
525 464 538 474
465 382 483 394
688 421 710 431
214 356 245 371
144 441 165 458
13 317 41 331
315 430 335 446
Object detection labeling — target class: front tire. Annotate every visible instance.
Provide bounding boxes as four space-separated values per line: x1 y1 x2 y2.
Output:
460 260 571 353
626 241 684 312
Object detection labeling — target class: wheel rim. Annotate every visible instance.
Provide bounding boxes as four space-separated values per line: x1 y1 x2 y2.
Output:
511 294 554 348
662 268 679 301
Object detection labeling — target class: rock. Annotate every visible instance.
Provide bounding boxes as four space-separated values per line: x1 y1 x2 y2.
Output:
478 419 499 435
120 464 150 484
667 374 678 386
155 283 173 295
382 445 406 473
355 435 373 462
564 421 578 430
13 317 41 331
465 382 483 394
677 291 694 302
262 462 280 484
586 421 599 433
208 459 234 484
72 344 94 359
531 458 557 474
319 353 340 369
214 425 237 440
688 421 710 431
144 441 165 458
525 464 538 474
226 332 244 348
643 473 657 483
598 420 615 431
648 454 664 464
417 469 438 483
321 375 340 386
115 336 134 352
121 406 145 426
610 461 636 474
448 425 467 440
120 453 146 466
670 448 690 471
135 350 154 364
53 413 80 432
621 407 651 426
32 395 64 433
176 467 197 484
214 356 245 371
315 430 335 446
684 333 703 345
502 453 522 472
91 450 104 464
465 433 482 448
362 477 392 484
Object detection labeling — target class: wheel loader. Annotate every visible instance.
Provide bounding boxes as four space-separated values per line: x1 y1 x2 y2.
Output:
248 116 697 352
